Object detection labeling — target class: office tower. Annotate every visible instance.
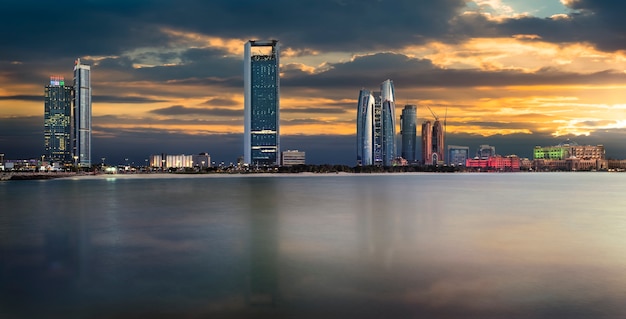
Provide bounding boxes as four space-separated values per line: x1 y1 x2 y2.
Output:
73 58 91 167
432 119 444 163
356 80 397 166
421 118 444 165
244 40 280 166
421 121 432 165
400 105 417 162
44 76 73 163
380 79 396 166
356 89 374 166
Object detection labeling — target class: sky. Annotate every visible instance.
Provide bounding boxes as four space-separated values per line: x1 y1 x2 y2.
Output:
2 0 626 165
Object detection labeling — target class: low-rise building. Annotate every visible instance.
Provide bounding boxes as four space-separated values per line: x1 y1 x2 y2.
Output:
466 155 520 171
281 150 305 166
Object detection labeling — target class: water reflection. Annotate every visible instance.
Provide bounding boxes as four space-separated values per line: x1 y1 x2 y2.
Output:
2 174 626 318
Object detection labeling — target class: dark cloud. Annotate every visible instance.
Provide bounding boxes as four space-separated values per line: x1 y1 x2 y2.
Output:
282 107 347 114
0 95 42 102
202 97 239 107
93 95 168 104
453 2 626 52
149 105 242 117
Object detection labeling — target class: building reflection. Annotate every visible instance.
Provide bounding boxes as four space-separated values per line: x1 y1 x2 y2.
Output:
245 177 280 308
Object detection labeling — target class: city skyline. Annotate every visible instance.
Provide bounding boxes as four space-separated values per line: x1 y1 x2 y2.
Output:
2 1 626 165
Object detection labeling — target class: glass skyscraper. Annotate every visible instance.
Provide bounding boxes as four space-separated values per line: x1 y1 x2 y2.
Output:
44 76 73 163
73 58 91 167
356 79 396 166
356 90 374 166
244 40 280 166
400 105 417 162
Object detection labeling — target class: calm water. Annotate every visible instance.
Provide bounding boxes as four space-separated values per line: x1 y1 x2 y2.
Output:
2 173 626 318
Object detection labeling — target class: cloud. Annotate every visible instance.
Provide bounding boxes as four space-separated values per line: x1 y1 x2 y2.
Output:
281 107 347 114
149 105 242 117
93 95 168 104
202 97 239 107
0 95 42 102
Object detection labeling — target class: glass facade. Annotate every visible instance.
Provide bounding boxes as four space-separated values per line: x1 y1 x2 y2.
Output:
356 90 374 166
356 80 396 166
44 78 73 163
73 59 91 167
244 40 280 166
380 80 396 166
400 105 417 162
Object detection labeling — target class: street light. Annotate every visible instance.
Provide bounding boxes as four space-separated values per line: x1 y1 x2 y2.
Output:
73 155 79 172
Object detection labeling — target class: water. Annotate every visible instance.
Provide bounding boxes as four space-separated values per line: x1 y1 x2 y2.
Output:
2 173 626 318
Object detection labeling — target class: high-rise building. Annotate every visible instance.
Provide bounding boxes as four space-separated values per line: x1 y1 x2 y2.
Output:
44 76 73 163
421 118 444 165
356 90 374 166
380 80 396 166
244 40 280 166
356 79 396 166
400 105 417 162
73 58 91 167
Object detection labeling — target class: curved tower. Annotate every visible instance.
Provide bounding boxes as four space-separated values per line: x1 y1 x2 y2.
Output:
357 90 374 166
380 79 396 166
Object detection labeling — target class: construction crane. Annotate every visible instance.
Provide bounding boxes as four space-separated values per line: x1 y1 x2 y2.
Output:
426 105 439 121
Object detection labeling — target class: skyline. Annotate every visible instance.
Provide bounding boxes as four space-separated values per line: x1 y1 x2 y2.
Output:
2 1 626 165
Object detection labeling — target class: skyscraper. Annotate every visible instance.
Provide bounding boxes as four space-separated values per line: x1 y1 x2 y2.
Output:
400 105 417 162
244 40 280 166
421 119 444 165
44 76 73 163
356 79 396 166
356 89 374 166
380 80 396 166
73 58 91 167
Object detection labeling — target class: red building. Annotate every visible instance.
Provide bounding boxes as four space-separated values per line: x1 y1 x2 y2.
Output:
465 156 521 172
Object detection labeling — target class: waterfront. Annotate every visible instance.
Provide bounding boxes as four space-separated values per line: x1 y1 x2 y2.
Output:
2 173 626 318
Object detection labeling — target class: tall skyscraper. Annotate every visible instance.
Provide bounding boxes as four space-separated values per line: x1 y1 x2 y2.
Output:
421 119 444 165
356 79 396 166
356 89 374 166
73 58 91 167
44 76 73 163
400 105 417 162
244 40 280 166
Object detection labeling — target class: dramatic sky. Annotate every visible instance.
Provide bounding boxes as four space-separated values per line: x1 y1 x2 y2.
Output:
2 0 626 165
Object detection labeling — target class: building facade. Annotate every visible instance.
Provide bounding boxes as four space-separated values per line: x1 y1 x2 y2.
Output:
400 105 417 162
244 40 280 166
466 155 521 171
356 79 396 166
73 58 91 167
356 90 374 166
533 141 606 171
44 76 73 164
447 145 470 166
281 150 305 166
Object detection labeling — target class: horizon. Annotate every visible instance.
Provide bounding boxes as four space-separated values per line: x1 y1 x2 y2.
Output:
2 1 626 165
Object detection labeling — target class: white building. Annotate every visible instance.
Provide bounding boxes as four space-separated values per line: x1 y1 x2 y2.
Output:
281 150 305 166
